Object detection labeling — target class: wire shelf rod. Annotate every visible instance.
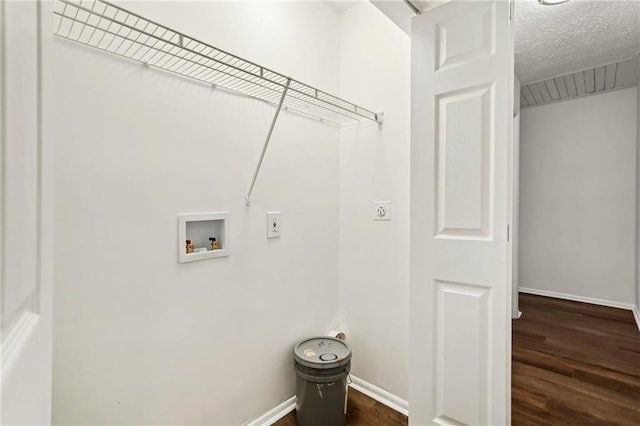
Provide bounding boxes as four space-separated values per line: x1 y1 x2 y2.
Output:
53 0 382 124
246 78 292 206
54 10 370 122
55 2 326 101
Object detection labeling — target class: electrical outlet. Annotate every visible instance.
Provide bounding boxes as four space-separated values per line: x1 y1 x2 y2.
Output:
373 201 391 221
267 212 281 238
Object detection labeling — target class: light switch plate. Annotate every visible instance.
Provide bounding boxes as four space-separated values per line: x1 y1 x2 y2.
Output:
267 212 281 238
373 201 391 221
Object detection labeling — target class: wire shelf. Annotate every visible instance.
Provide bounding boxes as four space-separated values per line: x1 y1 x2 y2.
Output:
53 0 383 125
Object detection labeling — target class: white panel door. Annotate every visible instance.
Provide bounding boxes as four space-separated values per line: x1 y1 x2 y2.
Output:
1 1 53 424
410 1 514 425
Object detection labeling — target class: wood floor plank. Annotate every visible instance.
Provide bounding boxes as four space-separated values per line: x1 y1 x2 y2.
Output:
275 295 640 425
513 361 640 422
273 388 407 426
513 294 640 426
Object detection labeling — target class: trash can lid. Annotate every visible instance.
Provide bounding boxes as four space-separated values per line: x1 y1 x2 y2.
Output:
294 336 351 370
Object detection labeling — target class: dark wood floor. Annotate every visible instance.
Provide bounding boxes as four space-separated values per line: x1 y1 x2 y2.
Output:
276 294 640 425
274 387 407 426
513 294 640 425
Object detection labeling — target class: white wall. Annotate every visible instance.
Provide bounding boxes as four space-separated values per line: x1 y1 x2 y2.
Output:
338 2 410 400
52 2 341 424
520 88 638 305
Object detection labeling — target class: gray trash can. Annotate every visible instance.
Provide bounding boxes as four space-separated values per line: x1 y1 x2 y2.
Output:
293 337 352 426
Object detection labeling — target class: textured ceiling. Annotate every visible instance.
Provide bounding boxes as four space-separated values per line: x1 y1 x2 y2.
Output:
515 0 640 83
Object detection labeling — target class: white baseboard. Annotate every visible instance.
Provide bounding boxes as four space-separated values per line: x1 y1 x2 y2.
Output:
244 376 409 425
244 396 295 426
519 287 640 332
518 287 636 311
633 306 640 333
349 375 409 417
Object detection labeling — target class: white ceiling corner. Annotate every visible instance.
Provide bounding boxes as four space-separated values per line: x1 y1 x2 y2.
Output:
369 0 417 35
515 0 640 83
368 0 435 36
322 0 363 14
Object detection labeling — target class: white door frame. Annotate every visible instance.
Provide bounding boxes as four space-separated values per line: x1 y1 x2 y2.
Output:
1 1 53 424
510 112 521 320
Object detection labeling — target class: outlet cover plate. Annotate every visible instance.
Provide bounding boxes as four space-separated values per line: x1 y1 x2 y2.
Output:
267 212 281 238
373 201 391 221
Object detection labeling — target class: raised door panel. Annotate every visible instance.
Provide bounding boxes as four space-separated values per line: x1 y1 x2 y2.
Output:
436 3 495 71
436 84 493 240
435 281 490 425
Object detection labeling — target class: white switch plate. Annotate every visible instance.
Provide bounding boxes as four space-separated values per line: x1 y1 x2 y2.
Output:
373 201 391 221
267 212 281 238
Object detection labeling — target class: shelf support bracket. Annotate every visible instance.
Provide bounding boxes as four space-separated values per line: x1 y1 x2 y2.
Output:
245 78 292 206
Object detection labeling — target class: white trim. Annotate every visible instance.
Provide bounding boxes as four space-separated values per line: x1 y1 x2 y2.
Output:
243 375 409 425
1 311 40 384
349 375 409 417
632 306 640 333
519 287 636 311
244 396 295 426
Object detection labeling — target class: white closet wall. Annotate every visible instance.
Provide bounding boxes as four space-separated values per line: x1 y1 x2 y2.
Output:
338 2 410 401
519 87 638 306
52 2 341 424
